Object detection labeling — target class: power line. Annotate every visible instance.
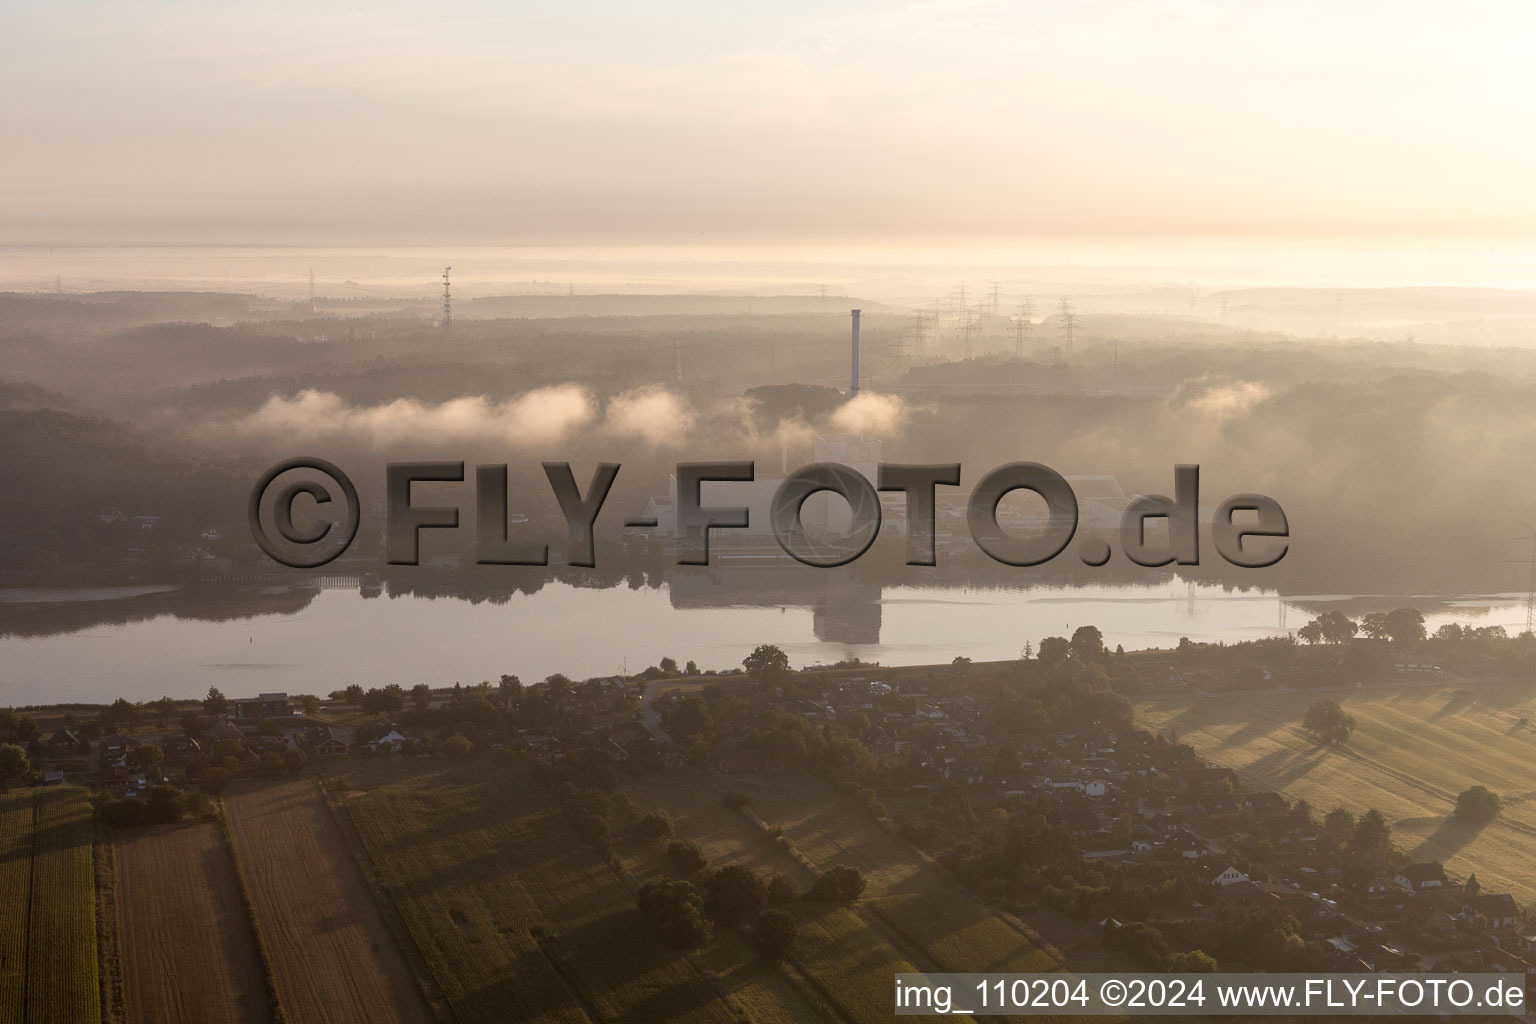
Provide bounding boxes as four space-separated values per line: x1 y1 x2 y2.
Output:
1058 297 1079 352
442 266 452 331
1516 530 1536 635
1009 299 1033 358
959 307 980 360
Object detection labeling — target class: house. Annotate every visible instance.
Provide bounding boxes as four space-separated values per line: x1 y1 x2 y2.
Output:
98 734 140 759
369 730 409 754
303 726 349 757
162 735 201 766
210 720 246 744
1213 865 1251 887
1394 862 1449 893
1464 893 1520 930
1243 791 1290 819
39 729 81 758
1222 880 1323 920
230 692 293 721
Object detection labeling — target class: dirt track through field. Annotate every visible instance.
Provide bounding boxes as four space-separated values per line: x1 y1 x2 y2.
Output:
225 780 433 1024
115 823 270 1024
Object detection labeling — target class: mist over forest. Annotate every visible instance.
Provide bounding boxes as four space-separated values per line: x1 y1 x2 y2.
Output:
5 286 1536 607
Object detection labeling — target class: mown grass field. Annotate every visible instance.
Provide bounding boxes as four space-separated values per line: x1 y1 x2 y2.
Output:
224 779 435 1024
0 786 100 1024
332 760 737 1024
1136 680 1536 901
114 822 270 1024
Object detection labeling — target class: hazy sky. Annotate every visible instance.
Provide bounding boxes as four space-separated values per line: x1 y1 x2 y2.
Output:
3 1 1535 243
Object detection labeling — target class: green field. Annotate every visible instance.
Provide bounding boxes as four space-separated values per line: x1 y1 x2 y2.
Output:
332 761 736 1024
0 787 101 1024
1136 680 1536 901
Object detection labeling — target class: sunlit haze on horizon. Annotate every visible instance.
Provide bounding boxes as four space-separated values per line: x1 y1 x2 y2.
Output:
4 0 1536 246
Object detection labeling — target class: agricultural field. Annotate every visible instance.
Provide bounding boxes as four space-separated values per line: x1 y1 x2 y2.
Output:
622 769 1060 1024
743 774 1059 976
617 771 898 1024
0 786 100 1024
114 823 270 1024
333 760 736 1024
1136 680 1536 901
223 779 435 1024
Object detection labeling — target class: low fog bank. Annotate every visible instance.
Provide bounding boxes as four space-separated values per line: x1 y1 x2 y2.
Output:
6 290 1536 598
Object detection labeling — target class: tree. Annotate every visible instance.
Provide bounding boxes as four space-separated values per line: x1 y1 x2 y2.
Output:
258 750 284 776
342 683 365 705
0 743 29 782
201 766 231 795
107 697 141 729
806 865 866 903
149 696 179 727
498 674 522 709
282 748 307 774
1464 873 1481 901
1360 612 1391 640
1318 610 1359 644
361 685 405 715
1297 620 1324 645
1455 785 1501 823
1037 636 1070 666
765 873 797 908
258 718 279 737
1302 700 1355 746
636 878 712 949
1322 807 1355 847
1350 808 1392 861
410 683 433 711
1069 625 1104 662
752 909 797 965
684 660 700 676
743 645 791 688
667 838 708 878
127 744 164 780
704 864 766 926
203 687 229 716
659 657 679 675
1166 949 1218 972
636 810 674 842
1385 607 1426 644
444 735 473 761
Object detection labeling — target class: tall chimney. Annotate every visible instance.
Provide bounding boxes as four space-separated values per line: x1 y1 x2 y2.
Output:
850 308 861 397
